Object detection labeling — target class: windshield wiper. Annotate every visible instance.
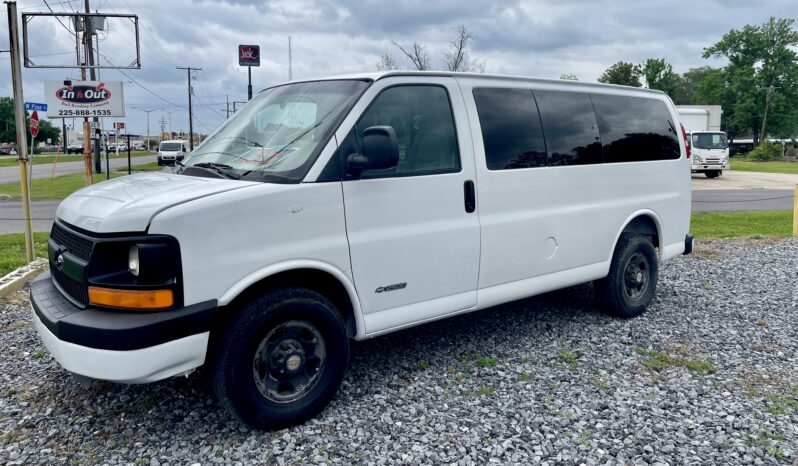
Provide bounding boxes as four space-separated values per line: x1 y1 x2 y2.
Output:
188 162 241 179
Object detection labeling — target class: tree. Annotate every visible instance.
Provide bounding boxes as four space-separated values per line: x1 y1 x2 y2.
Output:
598 61 642 87
0 97 60 146
703 17 798 145
559 73 578 80
383 25 485 72
641 58 683 97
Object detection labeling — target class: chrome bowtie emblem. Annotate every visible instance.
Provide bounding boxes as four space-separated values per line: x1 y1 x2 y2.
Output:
56 254 64 269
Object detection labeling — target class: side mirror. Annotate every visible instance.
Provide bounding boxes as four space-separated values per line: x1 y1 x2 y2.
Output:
347 126 399 172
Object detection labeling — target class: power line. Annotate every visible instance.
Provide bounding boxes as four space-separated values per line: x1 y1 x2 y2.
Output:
100 54 185 108
41 0 77 37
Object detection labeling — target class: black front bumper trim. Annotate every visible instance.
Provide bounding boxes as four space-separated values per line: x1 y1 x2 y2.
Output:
31 272 217 351
683 233 694 255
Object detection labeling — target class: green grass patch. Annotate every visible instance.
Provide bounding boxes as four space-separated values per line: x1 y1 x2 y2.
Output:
476 357 497 368
730 159 798 175
123 162 166 172
690 211 793 238
0 172 126 201
0 232 49 276
0 151 151 168
635 348 716 375
475 386 496 397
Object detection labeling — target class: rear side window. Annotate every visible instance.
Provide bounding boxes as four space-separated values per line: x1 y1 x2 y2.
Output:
534 90 602 166
591 94 681 162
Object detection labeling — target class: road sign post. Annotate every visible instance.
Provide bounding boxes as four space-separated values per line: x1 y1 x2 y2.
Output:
239 45 260 100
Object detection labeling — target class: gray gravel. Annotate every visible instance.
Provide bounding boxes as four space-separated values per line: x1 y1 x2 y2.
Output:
1 238 797 465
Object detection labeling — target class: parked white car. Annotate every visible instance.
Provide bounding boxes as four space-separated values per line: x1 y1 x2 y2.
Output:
31 71 692 430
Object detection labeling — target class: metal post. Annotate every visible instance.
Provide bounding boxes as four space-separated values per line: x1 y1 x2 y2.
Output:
247 66 252 100
126 134 131 174
6 1 34 261
62 119 67 154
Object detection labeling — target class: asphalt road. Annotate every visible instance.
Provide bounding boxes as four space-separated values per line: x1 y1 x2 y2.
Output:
691 188 795 212
0 154 157 184
0 188 793 234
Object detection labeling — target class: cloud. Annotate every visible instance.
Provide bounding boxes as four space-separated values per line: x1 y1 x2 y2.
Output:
0 0 794 136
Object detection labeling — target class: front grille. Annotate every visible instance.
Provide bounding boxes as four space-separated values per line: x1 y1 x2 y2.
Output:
50 223 93 261
51 265 88 304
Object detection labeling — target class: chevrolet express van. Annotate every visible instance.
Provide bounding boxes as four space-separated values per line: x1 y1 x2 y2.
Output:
31 71 693 429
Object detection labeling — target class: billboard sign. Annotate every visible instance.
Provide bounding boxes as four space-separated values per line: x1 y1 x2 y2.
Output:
44 80 125 118
238 45 260 66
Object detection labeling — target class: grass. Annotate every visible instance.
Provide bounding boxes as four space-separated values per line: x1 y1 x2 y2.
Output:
0 232 49 276
730 159 798 175
690 211 793 238
0 151 151 167
476 357 497 368
0 172 125 201
635 348 717 375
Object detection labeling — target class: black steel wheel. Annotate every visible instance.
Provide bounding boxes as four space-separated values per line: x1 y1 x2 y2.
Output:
595 234 658 318
212 287 349 430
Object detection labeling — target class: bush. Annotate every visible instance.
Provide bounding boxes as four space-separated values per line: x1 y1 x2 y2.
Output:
747 141 782 161
32 147 42 155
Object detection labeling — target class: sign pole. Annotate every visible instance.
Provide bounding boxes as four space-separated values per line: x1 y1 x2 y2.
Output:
248 66 252 100
126 134 131 174
6 1 34 261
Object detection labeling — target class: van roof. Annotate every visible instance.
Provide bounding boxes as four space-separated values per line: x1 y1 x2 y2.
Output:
268 70 667 97
160 140 186 144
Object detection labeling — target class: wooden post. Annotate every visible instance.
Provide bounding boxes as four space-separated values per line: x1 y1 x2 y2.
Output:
793 184 798 237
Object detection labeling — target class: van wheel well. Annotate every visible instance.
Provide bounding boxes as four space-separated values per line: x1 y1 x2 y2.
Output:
212 269 357 341
622 215 659 248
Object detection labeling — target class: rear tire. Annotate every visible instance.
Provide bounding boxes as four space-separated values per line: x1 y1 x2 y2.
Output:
595 234 658 318
211 287 349 430
705 170 720 178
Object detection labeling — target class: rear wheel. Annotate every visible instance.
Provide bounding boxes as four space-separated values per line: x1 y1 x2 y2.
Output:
595 234 658 318
705 170 720 178
211 288 349 430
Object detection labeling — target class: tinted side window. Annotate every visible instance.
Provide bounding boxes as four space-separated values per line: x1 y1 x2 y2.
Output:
354 85 459 178
591 94 681 162
533 90 602 166
473 88 547 170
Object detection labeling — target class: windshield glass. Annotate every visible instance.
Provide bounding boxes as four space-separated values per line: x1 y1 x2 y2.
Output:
183 80 369 182
160 142 183 151
692 132 728 149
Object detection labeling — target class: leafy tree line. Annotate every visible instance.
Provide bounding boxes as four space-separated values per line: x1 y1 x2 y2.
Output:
0 97 61 147
595 17 798 145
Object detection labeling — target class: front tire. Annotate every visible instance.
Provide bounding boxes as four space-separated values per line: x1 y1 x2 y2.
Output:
595 234 658 318
705 170 720 178
211 288 349 430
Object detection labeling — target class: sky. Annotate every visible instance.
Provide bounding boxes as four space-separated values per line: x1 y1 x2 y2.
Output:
1 0 796 138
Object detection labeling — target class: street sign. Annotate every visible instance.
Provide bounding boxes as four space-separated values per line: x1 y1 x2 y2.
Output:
238 45 260 66
30 111 39 138
114 122 125 129
24 102 47 112
44 80 125 118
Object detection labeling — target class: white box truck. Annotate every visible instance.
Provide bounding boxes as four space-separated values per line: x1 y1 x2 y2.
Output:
676 105 728 178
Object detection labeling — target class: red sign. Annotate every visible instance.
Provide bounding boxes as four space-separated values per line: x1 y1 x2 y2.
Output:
238 45 261 67
115 122 125 129
30 111 39 138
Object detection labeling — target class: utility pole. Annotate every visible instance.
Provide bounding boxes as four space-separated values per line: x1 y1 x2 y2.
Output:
137 108 157 150
759 85 774 146
6 1 34 261
288 35 293 81
83 0 103 174
225 94 230 118
177 66 201 150
159 116 166 144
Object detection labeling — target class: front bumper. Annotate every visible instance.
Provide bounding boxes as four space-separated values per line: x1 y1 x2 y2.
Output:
691 162 729 172
31 272 216 383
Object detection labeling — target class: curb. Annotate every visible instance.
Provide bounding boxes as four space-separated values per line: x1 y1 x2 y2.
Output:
0 259 49 299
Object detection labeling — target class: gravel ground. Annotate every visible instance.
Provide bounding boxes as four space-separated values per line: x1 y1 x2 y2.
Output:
1 238 797 465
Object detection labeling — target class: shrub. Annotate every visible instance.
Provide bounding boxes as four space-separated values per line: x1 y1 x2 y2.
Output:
747 141 782 161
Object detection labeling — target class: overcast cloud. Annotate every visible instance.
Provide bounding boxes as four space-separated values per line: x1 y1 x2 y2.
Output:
1 0 795 136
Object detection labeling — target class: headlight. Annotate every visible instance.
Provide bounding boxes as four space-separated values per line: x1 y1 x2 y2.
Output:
128 245 140 276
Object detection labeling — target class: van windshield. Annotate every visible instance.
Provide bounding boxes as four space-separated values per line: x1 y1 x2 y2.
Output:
160 142 183 152
692 132 728 149
182 80 369 182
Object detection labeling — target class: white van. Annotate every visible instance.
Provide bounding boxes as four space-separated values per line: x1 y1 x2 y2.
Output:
157 139 189 165
31 71 692 430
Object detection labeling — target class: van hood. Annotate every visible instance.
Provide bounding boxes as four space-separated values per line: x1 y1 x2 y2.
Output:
56 172 258 233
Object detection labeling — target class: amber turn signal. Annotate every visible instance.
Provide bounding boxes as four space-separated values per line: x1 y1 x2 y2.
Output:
88 287 174 310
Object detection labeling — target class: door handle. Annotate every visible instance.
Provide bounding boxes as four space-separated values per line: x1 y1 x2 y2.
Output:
463 180 476 213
